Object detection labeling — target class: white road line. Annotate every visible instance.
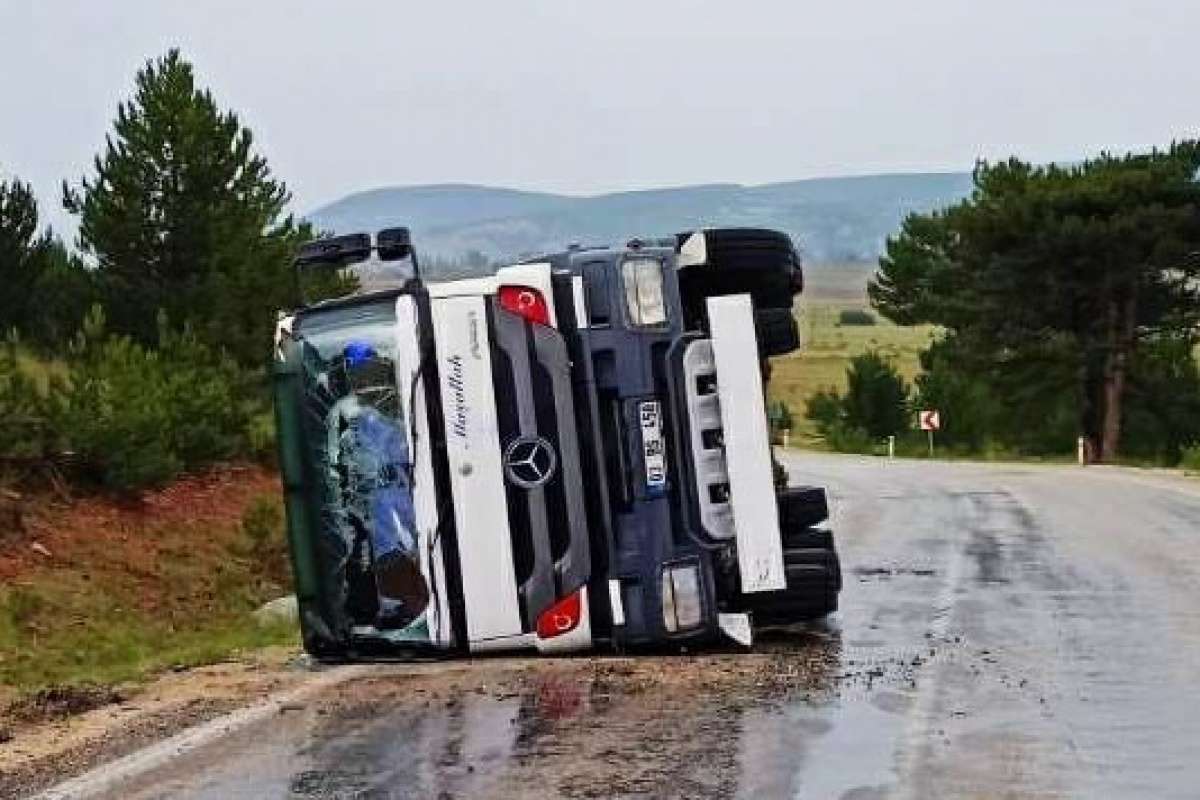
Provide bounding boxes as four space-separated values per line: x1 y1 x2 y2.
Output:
35 665 368 800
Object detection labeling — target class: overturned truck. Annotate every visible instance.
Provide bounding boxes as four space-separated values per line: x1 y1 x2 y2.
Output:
272 227 841 657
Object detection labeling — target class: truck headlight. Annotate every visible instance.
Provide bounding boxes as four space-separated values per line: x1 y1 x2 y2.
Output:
622 258 667 327
661 561 703 633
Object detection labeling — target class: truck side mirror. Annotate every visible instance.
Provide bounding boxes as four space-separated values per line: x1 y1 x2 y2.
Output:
377 227 413 261
295 233 372 267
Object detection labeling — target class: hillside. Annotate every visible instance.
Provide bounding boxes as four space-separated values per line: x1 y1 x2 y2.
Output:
306 172 975 269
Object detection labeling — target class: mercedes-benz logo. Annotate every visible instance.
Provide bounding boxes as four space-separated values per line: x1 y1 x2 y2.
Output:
503 436 557 489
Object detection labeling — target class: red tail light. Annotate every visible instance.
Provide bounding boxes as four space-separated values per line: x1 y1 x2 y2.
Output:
499 285 552 326
536 589 582 639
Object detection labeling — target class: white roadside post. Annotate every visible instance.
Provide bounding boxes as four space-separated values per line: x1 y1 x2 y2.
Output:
888 435 896 459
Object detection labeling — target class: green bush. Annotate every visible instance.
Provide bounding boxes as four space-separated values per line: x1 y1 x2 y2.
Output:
805 388 843 431
48 308 252 490
837 309 876 326
0 338 52 461
913 340 1000 453
805 352 911 453
824 422 876 454
246 410 277 465
1182 445 1200 473
842 351 910 439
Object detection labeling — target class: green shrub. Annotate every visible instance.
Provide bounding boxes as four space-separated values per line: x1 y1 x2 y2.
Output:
837 309 876 326
1182 445 1200 473
0 338 52 460
805 351 911 452
48 308 252 490
246 411 277 465
842 351 910 438
824 422 876 454
805 388 844 431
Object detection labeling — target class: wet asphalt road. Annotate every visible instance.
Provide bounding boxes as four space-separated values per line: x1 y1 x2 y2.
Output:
69 455 1200 799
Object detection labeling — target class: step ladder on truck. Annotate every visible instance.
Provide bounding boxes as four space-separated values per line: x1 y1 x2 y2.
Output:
271 226 841 658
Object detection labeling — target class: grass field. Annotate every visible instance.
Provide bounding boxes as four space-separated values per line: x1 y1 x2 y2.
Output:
767 263 938 448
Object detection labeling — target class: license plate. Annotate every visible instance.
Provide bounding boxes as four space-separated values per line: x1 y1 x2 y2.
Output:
639 400 667 492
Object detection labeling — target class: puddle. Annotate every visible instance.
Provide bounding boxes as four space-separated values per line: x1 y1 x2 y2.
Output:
102 633 889 799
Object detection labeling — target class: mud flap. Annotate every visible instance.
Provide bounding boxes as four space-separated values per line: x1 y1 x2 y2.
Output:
718 612 753 647
707 294 786 593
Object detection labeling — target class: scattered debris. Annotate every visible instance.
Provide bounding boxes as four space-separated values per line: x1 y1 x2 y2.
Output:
6 685 126 723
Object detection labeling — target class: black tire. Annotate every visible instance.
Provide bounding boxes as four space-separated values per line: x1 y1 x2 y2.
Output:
755 308 801 357
778 486 830 531
783 526 835 553
739 531 841 623
676 228 803 328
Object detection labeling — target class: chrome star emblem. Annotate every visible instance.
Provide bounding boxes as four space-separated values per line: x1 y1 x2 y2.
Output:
502 436 557 489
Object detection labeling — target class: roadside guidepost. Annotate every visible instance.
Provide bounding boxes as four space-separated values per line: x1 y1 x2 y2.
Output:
919 410 941 458
887 435 896 459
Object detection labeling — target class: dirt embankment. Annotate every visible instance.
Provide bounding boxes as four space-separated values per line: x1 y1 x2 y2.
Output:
0 464 281 585
0 465 295 713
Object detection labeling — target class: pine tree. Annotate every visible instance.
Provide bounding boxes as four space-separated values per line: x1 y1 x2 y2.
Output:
63 49 312 366
871 144 1200 462
0 175 47 333
0 173 91 347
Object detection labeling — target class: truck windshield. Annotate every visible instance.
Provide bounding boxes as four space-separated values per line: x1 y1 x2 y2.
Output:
293 299 431 643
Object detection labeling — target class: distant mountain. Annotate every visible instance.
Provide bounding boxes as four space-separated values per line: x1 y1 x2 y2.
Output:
306 172 975 269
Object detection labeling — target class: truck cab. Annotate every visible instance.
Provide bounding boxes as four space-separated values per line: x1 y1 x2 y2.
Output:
272 227 840 658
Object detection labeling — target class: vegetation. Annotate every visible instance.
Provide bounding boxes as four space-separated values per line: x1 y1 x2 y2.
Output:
870 146 1200 464
0 178 94 351
0 49 343 495
805 351 910 450
837 309 876 326
50 310 255 490
767 288 935 448
0 50 316 694
62 49 318 368
0 487 294 689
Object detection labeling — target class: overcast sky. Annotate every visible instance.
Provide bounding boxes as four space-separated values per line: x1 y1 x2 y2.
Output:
2 0 1198 235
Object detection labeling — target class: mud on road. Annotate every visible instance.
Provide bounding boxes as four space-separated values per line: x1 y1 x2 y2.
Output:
78 628 914 800
20 455 1200 799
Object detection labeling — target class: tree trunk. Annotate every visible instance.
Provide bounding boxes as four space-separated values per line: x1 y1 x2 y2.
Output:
1098 291 1137 462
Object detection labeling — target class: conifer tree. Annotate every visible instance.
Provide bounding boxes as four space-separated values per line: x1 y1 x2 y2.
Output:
64 49 313 366
871 144 1200 461
0 175 46 332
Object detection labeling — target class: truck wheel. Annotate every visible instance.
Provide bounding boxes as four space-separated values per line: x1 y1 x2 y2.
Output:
742 532 840 624
783 525 835 553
